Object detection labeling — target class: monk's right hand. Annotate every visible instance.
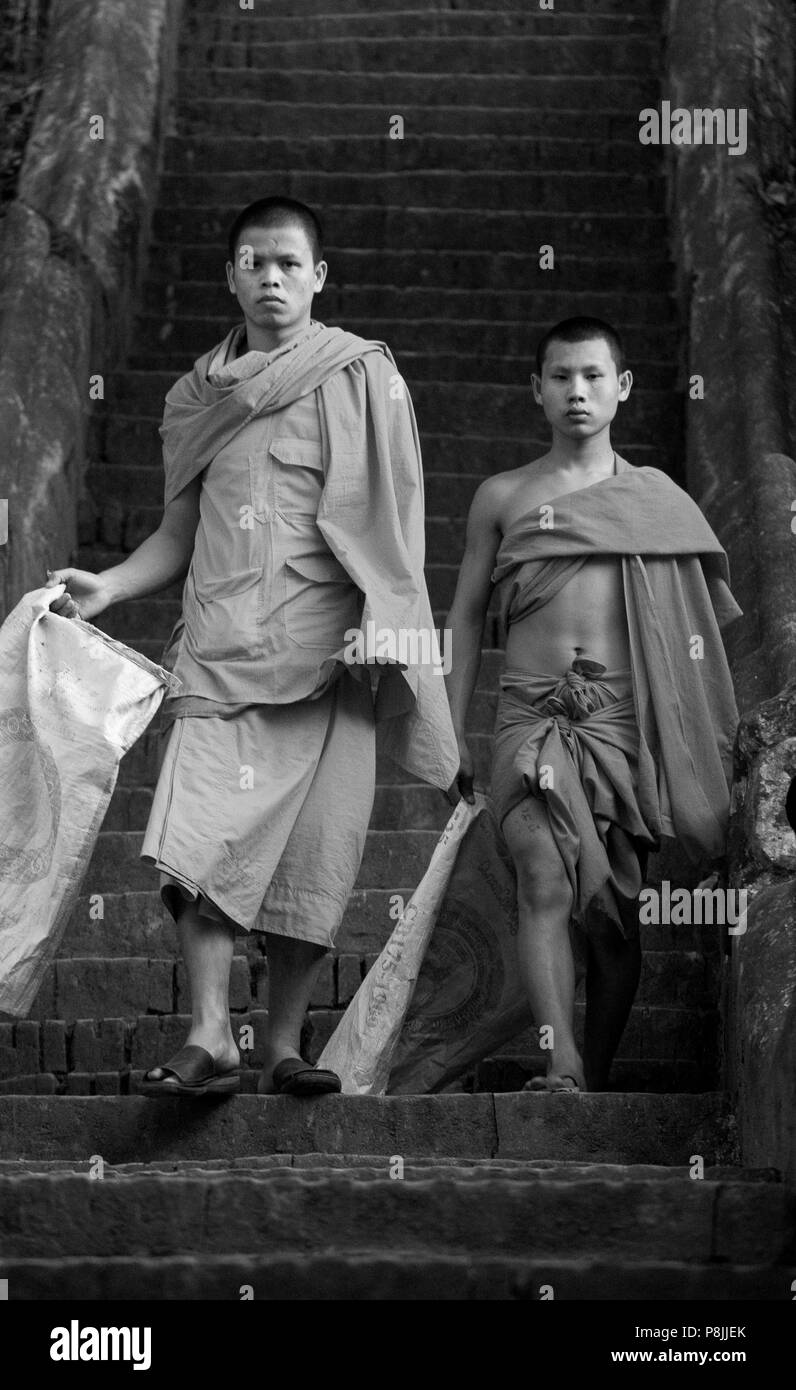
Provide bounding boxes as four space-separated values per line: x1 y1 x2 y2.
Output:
44 567 111 623
445 738 476 807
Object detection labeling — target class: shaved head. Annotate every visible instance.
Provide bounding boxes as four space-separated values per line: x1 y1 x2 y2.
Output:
536 316 626 376
227 196 324 266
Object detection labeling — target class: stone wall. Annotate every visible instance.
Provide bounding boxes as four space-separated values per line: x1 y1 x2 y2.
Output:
0 0 183 621
664 0 796 1176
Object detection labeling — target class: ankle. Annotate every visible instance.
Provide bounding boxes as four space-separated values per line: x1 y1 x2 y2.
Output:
261 1037 302 1064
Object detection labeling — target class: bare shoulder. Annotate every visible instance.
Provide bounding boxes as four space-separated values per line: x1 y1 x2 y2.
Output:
481 455 556 530
468 470 515 535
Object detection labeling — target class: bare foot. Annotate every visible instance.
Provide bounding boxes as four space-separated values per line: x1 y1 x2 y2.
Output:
524 1071 585 1093
525 1051 586 1093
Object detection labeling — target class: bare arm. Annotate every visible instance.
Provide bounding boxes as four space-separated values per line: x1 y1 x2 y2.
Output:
444 478 503 800
46 475 202 621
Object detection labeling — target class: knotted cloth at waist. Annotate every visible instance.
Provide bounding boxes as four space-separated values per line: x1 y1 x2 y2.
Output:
492 659 658 933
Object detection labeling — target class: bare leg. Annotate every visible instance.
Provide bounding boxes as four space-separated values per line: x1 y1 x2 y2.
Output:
502 798 585 1091
258 932 328 1091
146 900 239 1078
583 915 642 1091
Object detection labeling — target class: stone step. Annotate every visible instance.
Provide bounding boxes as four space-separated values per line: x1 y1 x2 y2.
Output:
175 69 658 110
142 281 674 325
156 170 664 215
12 980 717 1058
174 100 657 140
180 9 661 44
0 1059 719 1099
3 1165 790 1264
183 0 664 14
175 36 658 77
152 206 668 257
148 246 674 291
10 942 715 1038
3 1252 790 1302
475 1056 719 1096
163 133 660 175
0 1092 730 1166
0 1156 773 1179
299 1003 719 1075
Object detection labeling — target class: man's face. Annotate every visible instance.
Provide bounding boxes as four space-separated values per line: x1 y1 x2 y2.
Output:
225 220 327 348
531 337 632 439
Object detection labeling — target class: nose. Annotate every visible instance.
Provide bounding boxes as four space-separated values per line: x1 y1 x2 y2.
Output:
568 380 586 401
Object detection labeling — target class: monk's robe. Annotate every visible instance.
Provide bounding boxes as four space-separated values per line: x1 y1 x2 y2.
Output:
140 321 458 944
490 453 742 934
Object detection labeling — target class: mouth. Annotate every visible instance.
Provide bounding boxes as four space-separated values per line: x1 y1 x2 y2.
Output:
257 297 285 305
567 410 590 419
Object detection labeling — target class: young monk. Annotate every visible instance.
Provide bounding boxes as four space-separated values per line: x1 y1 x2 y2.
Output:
445 317 741 1092
46 195 458 1096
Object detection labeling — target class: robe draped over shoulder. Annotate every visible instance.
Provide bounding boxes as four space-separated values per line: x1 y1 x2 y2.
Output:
160 321 459 790
491 455 742 862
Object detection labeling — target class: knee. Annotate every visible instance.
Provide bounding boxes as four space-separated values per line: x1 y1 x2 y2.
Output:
516 857 572 918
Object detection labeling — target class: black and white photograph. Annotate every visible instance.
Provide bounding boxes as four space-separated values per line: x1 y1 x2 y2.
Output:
0 0 794 1347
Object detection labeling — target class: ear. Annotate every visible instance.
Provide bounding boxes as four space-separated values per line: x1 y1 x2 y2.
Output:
618 369 633 400
313 259 328 294
225 261 237 294
530 373 543 405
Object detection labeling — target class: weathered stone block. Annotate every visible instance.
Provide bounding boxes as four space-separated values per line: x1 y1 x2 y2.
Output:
129 1016 161 1070
94 1073 121 1096
713 1182 796 1263
0 1024 15 1080
494 1093 728 1165
42 1021 67 1073
65 1074 93 1095
13 1022 40 1076
55 958 173 1021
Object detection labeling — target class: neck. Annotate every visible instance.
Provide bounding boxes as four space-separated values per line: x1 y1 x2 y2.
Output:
547 429 616 473
242 315 312 354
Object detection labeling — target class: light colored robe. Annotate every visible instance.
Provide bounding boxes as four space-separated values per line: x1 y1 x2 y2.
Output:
161 320 459 790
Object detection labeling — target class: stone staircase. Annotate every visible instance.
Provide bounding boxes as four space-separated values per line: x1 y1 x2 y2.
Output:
1 0 793 1298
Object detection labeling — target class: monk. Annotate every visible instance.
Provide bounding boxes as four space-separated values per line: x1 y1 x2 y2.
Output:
444 316 740 1093
46 195 458 1097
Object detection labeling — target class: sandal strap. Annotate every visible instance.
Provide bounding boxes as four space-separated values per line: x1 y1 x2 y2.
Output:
151 1044 215 1085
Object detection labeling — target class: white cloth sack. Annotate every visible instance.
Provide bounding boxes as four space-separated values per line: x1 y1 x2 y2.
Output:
0 585 180 1017
317 794 483 1094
